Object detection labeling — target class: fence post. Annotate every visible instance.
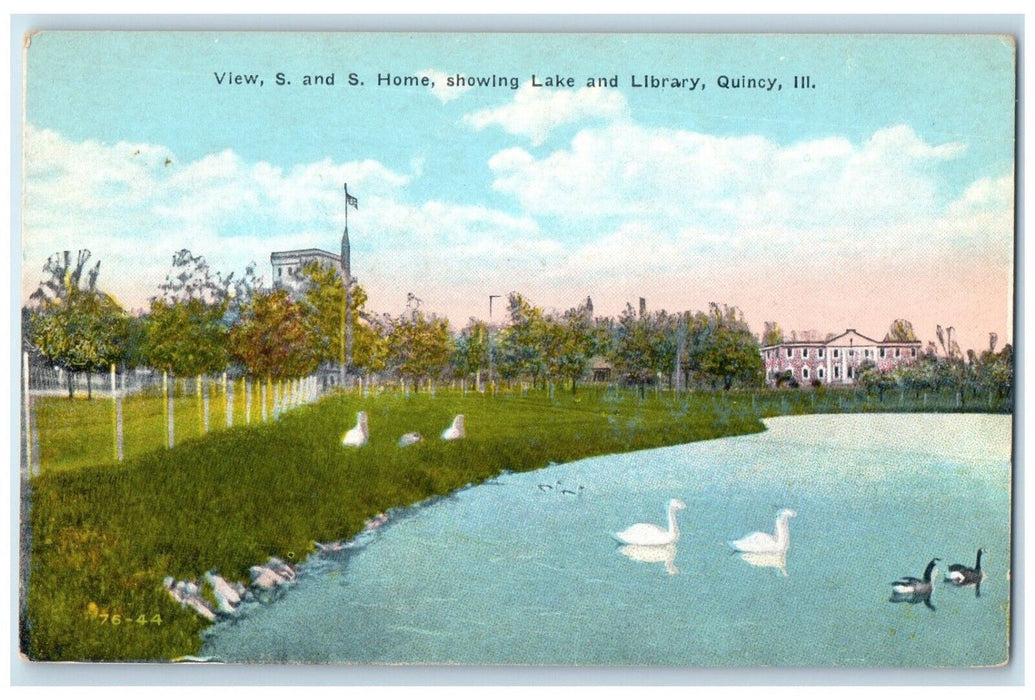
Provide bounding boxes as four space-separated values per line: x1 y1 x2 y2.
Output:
22 352 35 476
165 371 175 448
111 363 123 462
261 379 268 422
245 377 252 424
224 372 233 428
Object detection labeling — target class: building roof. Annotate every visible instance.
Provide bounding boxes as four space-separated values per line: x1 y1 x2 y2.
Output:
761 328 923 350
270 248 341 263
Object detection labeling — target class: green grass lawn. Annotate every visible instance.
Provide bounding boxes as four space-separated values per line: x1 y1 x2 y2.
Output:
21 384 1009 661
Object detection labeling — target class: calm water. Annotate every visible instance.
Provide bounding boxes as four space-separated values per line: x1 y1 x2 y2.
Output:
201 414 1011 666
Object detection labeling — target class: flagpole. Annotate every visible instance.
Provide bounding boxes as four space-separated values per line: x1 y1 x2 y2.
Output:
341 183 354 386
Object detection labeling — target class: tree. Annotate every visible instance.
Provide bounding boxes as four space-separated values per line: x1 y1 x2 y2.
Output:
497 292 549 387
761 321 784 347
229 289 318 379
142 250 230 379
609 302 675 398
28 250 129 398
689 304 763 391
297 261 384 377
452 318 490 386
549 301 599 394
885 319 918 342
857 360 893 401
386 294 453 391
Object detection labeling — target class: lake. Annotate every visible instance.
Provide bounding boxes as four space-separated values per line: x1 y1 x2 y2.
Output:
201 413 1011 666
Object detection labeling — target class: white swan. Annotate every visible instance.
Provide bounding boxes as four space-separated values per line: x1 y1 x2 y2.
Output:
397 432 422 447
342 411 368 447
613 498 686 546
441 414 466 440
728 508 797 554
204 571 242 613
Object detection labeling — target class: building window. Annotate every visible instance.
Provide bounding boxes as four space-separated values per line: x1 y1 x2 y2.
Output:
818 367 825 379
787 348 793 358
803 368 809 380
833 349 840 358
879 348 886 358
278 267 282 277
803 348 809 358
849 350 855 357
895 348 901 358
834 366 840 378
818 348 825 358
848 366 854 378
911 348 917 357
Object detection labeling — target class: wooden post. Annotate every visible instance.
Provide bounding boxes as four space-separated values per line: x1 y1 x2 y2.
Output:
224 372 231 428
111 364 123 461
261 379 268 422
245 377 252 424
22 352 33 476
165 371 175 448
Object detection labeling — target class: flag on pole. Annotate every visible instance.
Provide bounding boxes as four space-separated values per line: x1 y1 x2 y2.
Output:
344 183 358 209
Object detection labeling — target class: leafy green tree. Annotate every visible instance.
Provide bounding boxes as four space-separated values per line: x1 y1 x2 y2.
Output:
609 302 675 397
452 318 491 386
28 250 129 398
497 292 549 387
229 289 318 379
886 319 918 342
387 294 453 391
689 304 763 391
761 321 784 347
297 261 384 377
549 301 599 394
857 360 893 401
143 250 230 379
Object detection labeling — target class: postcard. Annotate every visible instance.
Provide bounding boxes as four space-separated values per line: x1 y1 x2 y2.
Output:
17 30 1015 669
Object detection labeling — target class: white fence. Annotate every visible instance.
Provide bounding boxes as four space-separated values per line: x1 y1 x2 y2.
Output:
20 353 329 476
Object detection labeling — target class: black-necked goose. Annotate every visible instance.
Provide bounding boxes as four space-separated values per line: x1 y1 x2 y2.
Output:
890 558 940 610
946 549 984 596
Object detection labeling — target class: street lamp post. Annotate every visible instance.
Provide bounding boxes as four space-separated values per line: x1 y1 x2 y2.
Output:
489 294 501 393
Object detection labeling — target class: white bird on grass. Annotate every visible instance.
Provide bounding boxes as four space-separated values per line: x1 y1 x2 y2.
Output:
342 411 369 447
728 508 797 554
613 498 687 546
398 432 423 447
441 414 466 440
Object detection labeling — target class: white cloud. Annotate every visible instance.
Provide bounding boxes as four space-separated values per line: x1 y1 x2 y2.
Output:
488 122 972 233
464 84 629 146
20 124 553 315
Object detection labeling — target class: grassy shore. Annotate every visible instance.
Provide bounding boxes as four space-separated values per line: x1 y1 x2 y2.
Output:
22 385 1009 661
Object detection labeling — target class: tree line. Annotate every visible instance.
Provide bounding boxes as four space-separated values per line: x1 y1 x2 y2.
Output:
24 249 769 399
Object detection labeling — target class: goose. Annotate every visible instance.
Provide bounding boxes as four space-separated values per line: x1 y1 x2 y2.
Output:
890 558 940 610
613 498 687 546
538 481 561 492
946 549 984 593
441 414 466 440
397 432 423 447
342 411 369 447
561 486 585 497
728 508 797 554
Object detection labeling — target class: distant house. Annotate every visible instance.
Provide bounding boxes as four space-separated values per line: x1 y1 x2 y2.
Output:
270 248 341 293
761 328 921 387
588 355 612 383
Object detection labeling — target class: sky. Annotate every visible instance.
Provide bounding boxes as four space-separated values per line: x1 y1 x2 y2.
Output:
20 31 1016 353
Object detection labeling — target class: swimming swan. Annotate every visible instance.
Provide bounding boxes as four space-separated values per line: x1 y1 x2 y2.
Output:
342 411 368 447
441 414 466 440
728 508 797 554
613 498 686 546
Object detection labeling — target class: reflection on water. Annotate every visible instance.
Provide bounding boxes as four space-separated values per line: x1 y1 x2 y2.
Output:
889 587 937 611
618 544 678 575
737 550 788 576
202 414 1011 667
